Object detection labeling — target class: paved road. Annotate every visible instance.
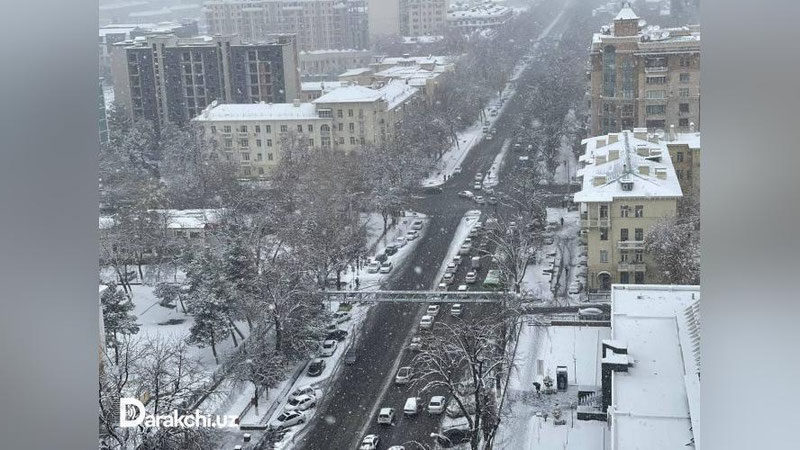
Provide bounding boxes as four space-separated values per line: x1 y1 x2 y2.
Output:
294 6 575 450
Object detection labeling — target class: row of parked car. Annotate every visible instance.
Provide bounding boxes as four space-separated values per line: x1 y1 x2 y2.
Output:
366 218 425 274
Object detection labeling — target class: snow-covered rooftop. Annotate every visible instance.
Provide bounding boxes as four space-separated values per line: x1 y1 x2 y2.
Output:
312 81 418 109
99 209 223 230
374 65 440 81
609 284 701 450
194 102 320 121
448 4 512 20
377 80 419 110
300 81 344 92
339 67 372 77
574 130 687 203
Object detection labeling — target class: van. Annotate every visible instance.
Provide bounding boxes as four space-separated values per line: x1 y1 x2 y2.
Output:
404 397 422 416
470 256 481 269
377 407 395 425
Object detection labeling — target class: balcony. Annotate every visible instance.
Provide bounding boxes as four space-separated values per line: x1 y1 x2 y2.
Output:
580 217 610 228
617 240 645 250
644 66 668 73
617 262 646 272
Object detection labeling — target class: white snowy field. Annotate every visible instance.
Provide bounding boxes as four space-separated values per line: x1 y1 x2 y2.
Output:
496 324 610 450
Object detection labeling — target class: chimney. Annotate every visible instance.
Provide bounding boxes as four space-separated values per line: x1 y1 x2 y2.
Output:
608 149 620 161
633 127 647 140
608 133 618 144
636 145 649 156
638 165 650 176
593 175 607 186
293 99 301 107
669 124 676 141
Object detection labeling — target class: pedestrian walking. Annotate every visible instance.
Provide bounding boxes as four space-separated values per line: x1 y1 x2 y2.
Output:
355 277 360 289
560 217 564 226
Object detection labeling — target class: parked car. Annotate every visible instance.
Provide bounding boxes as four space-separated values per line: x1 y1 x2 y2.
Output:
474 172 483 181
269 410 307 430
458 243 472 255
406 230 419 241
442 272 455 285
579 307 604 318
319 339 338 357
325 329 348 342
387 446 406 450
379 261 393 274
465 271 478 284
375 251 388 263
409 336 424 351
426 304 440 317
457 284 468 293
307 359 326 376
333 311 351 323
451 303 463 316
452 255 463 265
464 237 473 246
482 126 489 134
395 236 407 247
488 196 498 205
395 366 413 385
367 261 380 273
359 435 380 450
445 262 458 274
453 167 463 174
471 256 482 269
377 407 395 425
473 182 482 190
411 219 424 230
384 244 398 256
284 394 316 412
404 397 423 416
345 348 358 365
428 396 446 414
419 315 434 329
474 196 485 205
289 385 322 403
459 190 474 199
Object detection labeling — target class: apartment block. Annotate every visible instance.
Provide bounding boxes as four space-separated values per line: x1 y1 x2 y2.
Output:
299 49 373 79
110 34 300 128
574 129 684 292
588 3 700 136
203 0 369 51
447 1 514 33
192 80 419 177
664 126 700 203
368 0 448 39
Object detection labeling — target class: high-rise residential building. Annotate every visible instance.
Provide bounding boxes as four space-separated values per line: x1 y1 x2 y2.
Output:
368 0 401 39
202 0 369 51
575 129 687 292
368 0 448 40
110 34 300 128
588 3 700 136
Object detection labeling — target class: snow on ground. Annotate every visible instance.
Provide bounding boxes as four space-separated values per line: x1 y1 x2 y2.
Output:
433 210 482 287
552 109 579 185
496 325 610 450
483 138 512 189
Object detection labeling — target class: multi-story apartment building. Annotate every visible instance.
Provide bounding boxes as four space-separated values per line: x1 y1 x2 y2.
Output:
299 49 373 79
99 78 109 144
368 0 448 39
203 0 368 51
192 80 419 177
447 1 514 33
574 128 683 291
110 34 300 128
665 125 700 203
368 0 401 39
588 3 700 136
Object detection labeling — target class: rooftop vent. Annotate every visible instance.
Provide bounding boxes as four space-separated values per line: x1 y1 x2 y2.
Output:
608 133 619 144
633 127 648 140
636 145 649 156
293 99 301 107
596 137 607 147
595 155 607 164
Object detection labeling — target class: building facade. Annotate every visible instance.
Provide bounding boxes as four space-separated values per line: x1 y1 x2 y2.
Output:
110 34 300 128
664 127 700 203
447 1 514 33
400 0 448 36
192 80 419 177
299 49 373 79
575 129 684 292
203 0 368 51
588 3 700 136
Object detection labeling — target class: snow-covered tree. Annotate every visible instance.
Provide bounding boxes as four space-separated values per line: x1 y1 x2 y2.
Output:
101 282 140 364
644 215 701 285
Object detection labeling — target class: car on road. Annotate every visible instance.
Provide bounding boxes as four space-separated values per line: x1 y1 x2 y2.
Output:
379 261 393 274
445 262 458 274
474 196 485 205
307 359 326 376
419 315 434 329
458 190 474 199
284 394 316 412
395 236 407 247
404 397 423 416
473 182 482 190
319 339 338 357
453 167 462 175
426 304 441 317
345 348 358 365
438 282 448 290
377 408 395 425
465 271 478 284
471 256 481 269
458 243 472 255
457 284 468 293
490 110 498 117
384 244 398 256
485 134 493 141
442 272 455 285
451 303 463 316
395 366 413 384
569 282 583 295
387 446 406 450
409 336 424 352
333 311 351 323
428 396 446 414
359 435 380 450
482 126 489 134
269 410 307 430
289 385 323 403
366 260 380 273
488 196 497 205
464 237 473 246
406 230 419 241
411 219 424 230
452 255 463 265
326 329 348 342
474 172 483 181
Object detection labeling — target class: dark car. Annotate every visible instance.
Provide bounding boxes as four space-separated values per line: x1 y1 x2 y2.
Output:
375 251 388 263
326 329 348 342
384 244 398 256
307 359 326 376
345 348 357 365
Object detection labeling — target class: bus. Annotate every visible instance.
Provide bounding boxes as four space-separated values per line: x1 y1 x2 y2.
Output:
482 269 504 290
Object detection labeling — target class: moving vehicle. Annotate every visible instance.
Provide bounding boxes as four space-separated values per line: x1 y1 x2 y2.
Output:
307 359 326 376
269 410 307 430
482 270 504 290
445 262 458 274
458 243 472 255
404 397 422 415
453 167 462 174
333 311 351 323
428 396 446 414
442 272 455 285
379 261 393 274
377 408 395 425
473 182 482 190
459 190 474 199
474 172 483 181
284 394 316 412
359 435 380 450
319 339 338 357
409 336 424 351
426 304 440 316
457 284 468 292
474 196 485 205
367 261 380 273
419 315 434 329
451 303 463 316
452 255 462 265
395 366 413 384
465 271 478 284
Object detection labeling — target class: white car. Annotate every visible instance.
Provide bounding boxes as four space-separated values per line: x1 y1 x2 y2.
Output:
359 435 380 450
428 396 446 414
395 366 413 384
458 244 472 255
486 134 493 141
269 410 307 430
445 262 458 274
284 394 316 412
377 407 395 425
457 284 468 292
453 167 463 174
420 315 434 329
404 397 422 415
387 446 406 450
319 339 338 357
464 237 472 246
465 271 477 284
367 261 380 273
395 236 407 247
442 272 455 285
473 182 482 190
459 190 474 199
474 172 483 181
474 196 485 205
452 255 463 265
411 219 424 230
379 261 393 274
437 282 448 290
289 385 322 403
406 230 419 240
426 304 441 316
333 311 351 323
451 303 463 316
409 336 424 351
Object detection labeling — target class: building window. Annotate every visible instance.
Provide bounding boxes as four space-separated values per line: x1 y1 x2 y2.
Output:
603 45 616 97
224 139 233 148
338 123 343 131
258 167 264 175
687 169 692 180
267 139 272 147
349 123 355 132
308 124 313 132
621 58 634 98
600 228 608 241
680 56 690 67
350 137 356 145
309 138 314 146
337 109 343 118
265 125 271 133
645 76 667 85
256 139 262 147
634 205 643 218
223 125 231 133
600 250 608 263
240 125 247 133
620 205 629 218
679 118 690 127
280 125 288 133
680 73 690 83
257 153 262 161
635 250 643 262
620 250 629 262
679 88 690 97
255 125 261 133
338 137 344 144
646 119 666 129
297 124 303 132
646 104 666 115
241 152 249 161
619 272 630 284
239 139 248 147
210 126 216 134
243 167 251 176
599 205 608 218
348 109 353 117
677 169 684 179
360 137 365 145
358 109 364 118
680 103 690 113
322 137 331 147
319 110 332 118
676 152 684 162
634 271 645 284
268 153 273 161
635 228 643 241
646 90 666 99
620 228 629 241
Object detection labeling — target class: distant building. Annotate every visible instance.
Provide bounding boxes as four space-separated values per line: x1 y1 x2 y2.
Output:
99 78 109 144
299 49 373 79
368 0 448 40
203 0 369 51
603 284 700 450
588 3 700 136
447 1 514 33
334 54 454 102
110 34 300 128
575 129 685 291
300 81 346 101
192 80 420 177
